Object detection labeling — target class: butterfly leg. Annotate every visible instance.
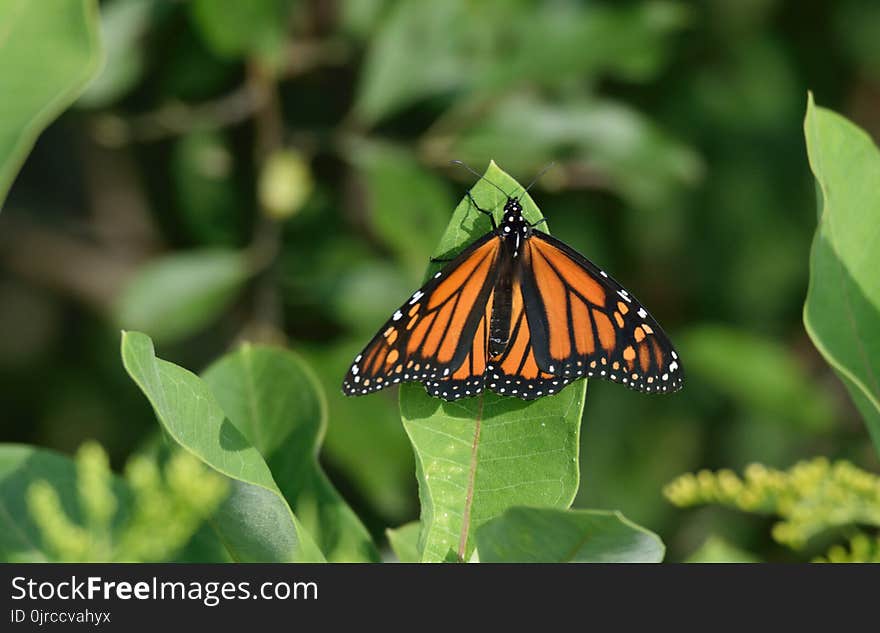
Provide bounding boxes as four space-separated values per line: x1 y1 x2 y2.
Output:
529 219 548 229
467 192 498 231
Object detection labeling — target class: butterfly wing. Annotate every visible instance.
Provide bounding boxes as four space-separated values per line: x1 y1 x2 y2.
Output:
342 234 501 397
423 288 494 400
482 276 568 399
500 231 683 396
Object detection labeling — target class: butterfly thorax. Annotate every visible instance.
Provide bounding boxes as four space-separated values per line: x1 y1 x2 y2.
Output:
497 197 532 259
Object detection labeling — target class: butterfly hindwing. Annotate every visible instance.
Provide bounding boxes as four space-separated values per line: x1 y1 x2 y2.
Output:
342 234 501 396
482 277 576 399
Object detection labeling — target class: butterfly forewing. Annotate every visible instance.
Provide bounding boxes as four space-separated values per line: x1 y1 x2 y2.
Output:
341 234 501 396
423 288 494 400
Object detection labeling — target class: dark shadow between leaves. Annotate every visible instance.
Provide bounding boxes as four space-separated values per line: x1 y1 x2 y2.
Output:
218 418 251 452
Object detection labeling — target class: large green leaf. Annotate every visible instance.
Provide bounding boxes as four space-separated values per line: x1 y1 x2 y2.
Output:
400 162 587 562
202 344 378 562
803 94 880 452
475 507 664 563
0 0 102 209
120 331 324 562
0 444 126 562
302 340 416 521
115 249 251 344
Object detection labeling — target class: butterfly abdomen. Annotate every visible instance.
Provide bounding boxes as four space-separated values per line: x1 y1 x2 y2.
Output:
488 249 515 357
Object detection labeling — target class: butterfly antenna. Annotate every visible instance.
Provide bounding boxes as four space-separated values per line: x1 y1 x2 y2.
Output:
518 161 556 202
450 160 510 198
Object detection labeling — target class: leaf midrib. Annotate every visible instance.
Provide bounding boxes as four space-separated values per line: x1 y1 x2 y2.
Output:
457 395 484 560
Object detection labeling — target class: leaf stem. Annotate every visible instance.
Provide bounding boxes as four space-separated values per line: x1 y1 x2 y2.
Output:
458 394 484 562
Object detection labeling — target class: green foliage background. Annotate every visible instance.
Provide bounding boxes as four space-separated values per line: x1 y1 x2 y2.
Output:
1 0 880 562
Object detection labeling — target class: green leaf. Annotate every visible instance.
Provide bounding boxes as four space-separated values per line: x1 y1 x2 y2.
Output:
444 94 702 212
331 264 416 336
483 1 691 88
115 249 251 344
188 0 293 65
120 331 324 562
339 0 392 40
202 344 378 562
400 162 587 562
804 93 880 452
476 507 665 563
0 0 102 209
354 0 689 125
386 521 421 563
678 324 836 432
0 444 126 562
77 0 153 108
302 340 416 521
349 141 452 282
685 536 761 563
353 0 470 126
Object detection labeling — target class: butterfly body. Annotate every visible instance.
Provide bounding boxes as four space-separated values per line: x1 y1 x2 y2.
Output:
342 193 683 401
489 199 531 356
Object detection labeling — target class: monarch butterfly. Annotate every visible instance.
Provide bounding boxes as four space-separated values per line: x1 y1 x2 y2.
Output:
342 169 683 401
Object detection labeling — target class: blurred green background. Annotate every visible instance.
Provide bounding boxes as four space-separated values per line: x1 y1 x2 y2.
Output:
1 0 878 562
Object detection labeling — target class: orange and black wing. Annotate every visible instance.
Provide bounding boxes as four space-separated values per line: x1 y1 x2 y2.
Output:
342 234 501 397
491 231 683 397
483 275 567 399
423 287 494 400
